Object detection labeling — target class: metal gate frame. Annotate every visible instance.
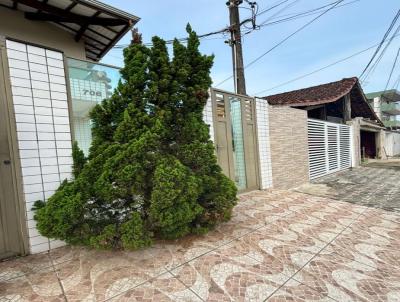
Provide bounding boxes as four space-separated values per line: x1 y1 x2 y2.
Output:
210 88 261 191
0 37 28 258
308 119 353 180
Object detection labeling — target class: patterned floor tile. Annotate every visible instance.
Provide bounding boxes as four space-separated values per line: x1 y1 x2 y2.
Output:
356 210 400 231
2 184 399 302
106 272 202 302
54 248 170 301
250 194 316 213
170 250 290 301
274 211 346 244
267 279 336 301
229 208 266 230
293 251 400 302
0 253 53 283
228 223 326 271
373 211 400 225
215 236 299 278
157 233 232 271
49 245 87 266
294 200 362 225
0 265 64 302
323 237 400 285
349 217 400 248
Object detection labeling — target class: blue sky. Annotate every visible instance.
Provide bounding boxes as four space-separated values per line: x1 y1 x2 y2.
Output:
101 0 399 96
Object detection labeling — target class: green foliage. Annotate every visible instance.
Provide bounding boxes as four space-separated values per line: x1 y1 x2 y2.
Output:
72 141 86 178
89 224 118 249
121 212 152 249
149 158 203 239
34 25 237 250
34 181 89 245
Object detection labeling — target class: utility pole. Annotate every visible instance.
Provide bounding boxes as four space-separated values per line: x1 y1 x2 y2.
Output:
227 0 247 95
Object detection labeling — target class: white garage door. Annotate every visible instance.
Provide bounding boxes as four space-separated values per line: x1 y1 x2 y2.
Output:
308 119 352 180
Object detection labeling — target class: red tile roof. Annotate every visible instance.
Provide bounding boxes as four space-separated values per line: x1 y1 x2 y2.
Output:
262 77 384 126
263 77 358 106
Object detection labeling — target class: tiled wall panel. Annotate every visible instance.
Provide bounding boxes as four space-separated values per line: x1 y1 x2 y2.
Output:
6 40 71 254
255 99 273 189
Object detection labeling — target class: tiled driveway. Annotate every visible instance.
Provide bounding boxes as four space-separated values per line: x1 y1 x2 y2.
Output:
1 189 400 301
298 160 400 212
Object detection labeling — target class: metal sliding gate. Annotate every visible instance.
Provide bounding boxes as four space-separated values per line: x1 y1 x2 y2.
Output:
308 119 352 180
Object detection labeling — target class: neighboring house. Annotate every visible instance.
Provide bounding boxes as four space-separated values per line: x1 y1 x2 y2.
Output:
263 77 382 126
366 90 400 130
262 77 386 178
0 0 139 259
365 90 400 157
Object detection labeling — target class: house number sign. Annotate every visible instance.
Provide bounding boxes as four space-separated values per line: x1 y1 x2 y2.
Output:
83 89 103 97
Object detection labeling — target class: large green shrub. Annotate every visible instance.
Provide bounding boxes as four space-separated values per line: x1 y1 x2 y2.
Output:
34 26 237 249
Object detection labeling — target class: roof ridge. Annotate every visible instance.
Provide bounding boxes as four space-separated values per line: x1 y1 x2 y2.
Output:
264 77 358 99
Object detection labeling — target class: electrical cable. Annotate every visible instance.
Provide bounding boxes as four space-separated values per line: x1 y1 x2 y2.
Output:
215 0 345 88
258 0 360 28
256 0 292 16
252 32 400 96
392 74 400 91
109 0 357 50
362 23 400 84
359 9 400 79
384 47 400 92
258 0 302 27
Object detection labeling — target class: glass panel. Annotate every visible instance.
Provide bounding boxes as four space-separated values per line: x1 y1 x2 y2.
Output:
215 93 226 118
244 99 253 121
229 96 247 190
67 58 121 155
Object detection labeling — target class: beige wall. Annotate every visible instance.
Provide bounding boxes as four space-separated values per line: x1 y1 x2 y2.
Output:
268 106 309 189
0 7 86 60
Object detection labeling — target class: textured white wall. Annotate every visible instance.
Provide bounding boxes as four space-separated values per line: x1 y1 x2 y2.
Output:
255 99 273 189
385 131 400 157
373 97 382 120
6 40 71 254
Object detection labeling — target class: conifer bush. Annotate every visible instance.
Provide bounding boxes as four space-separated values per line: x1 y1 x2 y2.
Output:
34 26 237 249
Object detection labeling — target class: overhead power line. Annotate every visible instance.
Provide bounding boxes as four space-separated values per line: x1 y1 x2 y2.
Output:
384 47 400 92
256 0 292 16
359 9 400 80
253 32 400 96
215 0 346 88
109 0 358 52
258 0 360 28
257 0 302 27
392 76 400 92
240 0 358 40
111 27 230 49
386 50 400 93
362 23 400 84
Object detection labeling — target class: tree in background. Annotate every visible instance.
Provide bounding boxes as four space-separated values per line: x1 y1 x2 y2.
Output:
34 26 237 249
